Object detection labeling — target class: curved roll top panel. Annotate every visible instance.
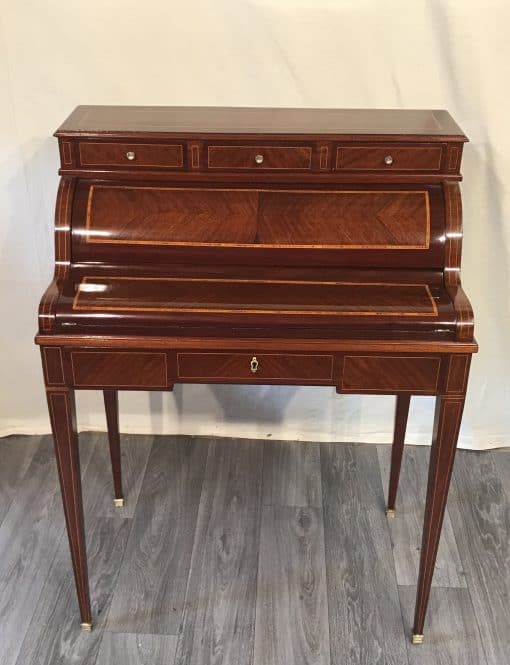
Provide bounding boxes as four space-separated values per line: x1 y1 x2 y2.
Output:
38 107 474 342
71 181 445 268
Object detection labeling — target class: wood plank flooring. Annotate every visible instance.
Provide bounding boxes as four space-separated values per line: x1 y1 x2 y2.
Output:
0 433 508 665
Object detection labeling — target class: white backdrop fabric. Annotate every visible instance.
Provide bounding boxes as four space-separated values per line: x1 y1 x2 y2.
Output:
1 0 509 449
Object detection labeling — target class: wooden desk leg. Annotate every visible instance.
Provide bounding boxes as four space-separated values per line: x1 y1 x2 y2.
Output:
46 388 92 630
412 394 465 644
103 390 124 507
386 394 411 517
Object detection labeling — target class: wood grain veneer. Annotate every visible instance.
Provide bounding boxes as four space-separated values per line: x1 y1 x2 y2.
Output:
176 352 334 383
78 142 184 169
37 107 476 642
56 106 467 139
336 145 443 171
82 185 431 250
340 355 441 393
207 144 313 170
70 351 168 388
72 276 438 317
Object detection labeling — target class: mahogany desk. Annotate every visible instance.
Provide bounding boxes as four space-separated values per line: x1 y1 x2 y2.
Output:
35 106 477 643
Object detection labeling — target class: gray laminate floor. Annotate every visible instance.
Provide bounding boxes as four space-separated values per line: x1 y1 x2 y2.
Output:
0 432 509 665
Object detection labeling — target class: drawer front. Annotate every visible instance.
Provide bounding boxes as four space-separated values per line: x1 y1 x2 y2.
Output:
70 351 168 388
78 142 184 168
335 145 443 171
341 355 441 393
207 145 313 170
177 352 334 383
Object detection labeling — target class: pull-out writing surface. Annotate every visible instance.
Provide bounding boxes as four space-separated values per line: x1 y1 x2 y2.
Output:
55 272 455 339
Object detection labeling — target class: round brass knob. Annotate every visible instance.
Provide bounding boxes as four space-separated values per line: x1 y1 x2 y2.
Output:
384 155 393 166
126 151 136 161
255 154 264 165
250 356 259 373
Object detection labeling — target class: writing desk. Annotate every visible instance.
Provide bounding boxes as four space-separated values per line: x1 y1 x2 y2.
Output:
36 106 477 643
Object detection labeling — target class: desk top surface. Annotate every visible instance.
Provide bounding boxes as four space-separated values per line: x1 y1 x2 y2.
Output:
56 106 467 140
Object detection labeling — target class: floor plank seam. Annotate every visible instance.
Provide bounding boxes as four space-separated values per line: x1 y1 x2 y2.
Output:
174 437 211 645
376 446 411 661
318 444 334 665
92 512 139 644
2 436 507 665
12 525 69 665
10 436 98 665
252 444 265 665
0 436 43 532
261 439 271 507
450 473 492 665
100 436 155 640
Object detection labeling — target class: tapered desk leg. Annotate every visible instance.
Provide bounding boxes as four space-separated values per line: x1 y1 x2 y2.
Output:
103 390 124 507
386 394 411 517
46 389 92 630
412 394 465 644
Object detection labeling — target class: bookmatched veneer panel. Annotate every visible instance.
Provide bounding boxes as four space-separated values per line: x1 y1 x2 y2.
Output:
79 185 432 250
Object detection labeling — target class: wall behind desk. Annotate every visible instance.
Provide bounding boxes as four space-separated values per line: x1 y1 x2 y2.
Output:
1 0 509 449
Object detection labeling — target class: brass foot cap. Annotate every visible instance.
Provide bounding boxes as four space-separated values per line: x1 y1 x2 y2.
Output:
386 508 396 518
114 497 125 507
80 622 93 632
412 634 424 645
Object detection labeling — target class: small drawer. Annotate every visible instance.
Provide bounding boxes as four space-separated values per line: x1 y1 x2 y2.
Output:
341 355 441 393
177 352 333 383
335 145 443 171
207 145 313 170
70 351 168 388
78 142 184 169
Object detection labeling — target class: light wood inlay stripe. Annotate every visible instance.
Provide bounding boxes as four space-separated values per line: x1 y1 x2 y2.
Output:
191 145 200 169
79 142 184 167
341 354 441 393
207 145 313 170
448 146 460 170
62 141 72 165
84 185 431 250
414 397 464 629
41 178 74 331
70 351 168 388
445 354 470 394
335 145 443 171
176 352 334 381
72 276 438 318
320 145 329 170
41 347 65 385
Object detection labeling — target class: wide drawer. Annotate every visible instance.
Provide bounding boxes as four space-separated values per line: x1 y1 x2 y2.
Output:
335 145 443 171
78 142 184 168
70 351 168 388
177 352 334 383
207 144 313 170
340 355 441 393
